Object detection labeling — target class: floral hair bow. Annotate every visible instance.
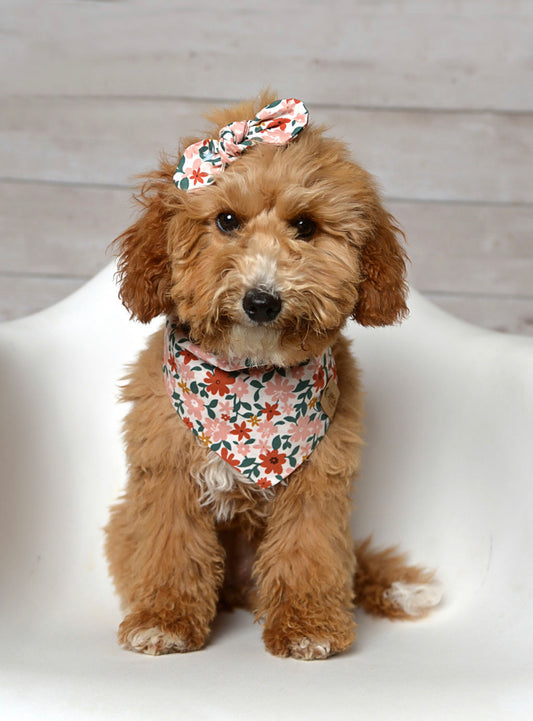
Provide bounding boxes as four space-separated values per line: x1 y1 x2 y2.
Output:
173 98 309 191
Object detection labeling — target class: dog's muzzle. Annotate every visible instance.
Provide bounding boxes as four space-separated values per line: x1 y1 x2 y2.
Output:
242 288 282 324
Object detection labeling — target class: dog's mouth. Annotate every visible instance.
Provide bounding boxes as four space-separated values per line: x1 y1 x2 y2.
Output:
183 299 340 369
180 279 345 367
229 296 342 368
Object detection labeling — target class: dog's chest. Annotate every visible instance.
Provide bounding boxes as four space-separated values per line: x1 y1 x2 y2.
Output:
194 451 277 524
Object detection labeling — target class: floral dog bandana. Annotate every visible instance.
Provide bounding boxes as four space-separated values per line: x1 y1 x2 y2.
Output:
173 98 309 191
162 317 339 489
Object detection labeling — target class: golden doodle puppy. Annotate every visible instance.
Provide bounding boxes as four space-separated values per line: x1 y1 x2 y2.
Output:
105 94 442 660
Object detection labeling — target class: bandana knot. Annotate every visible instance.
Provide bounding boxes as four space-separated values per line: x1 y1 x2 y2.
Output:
162 317 339 489
174 98 309 191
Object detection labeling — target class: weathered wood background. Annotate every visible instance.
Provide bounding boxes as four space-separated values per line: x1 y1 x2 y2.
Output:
1 0 532 334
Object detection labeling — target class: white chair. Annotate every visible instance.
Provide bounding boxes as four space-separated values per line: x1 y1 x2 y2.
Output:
1 263 532 721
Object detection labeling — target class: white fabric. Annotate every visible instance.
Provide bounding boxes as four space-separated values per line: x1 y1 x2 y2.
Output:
1 262 532 720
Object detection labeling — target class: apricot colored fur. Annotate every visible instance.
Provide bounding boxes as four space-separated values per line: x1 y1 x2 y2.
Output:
105 92 438 660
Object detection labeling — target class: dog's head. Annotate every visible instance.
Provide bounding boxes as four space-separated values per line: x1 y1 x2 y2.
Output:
115 94 408 366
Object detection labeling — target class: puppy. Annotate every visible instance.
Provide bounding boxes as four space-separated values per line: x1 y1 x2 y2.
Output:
105 93 441 660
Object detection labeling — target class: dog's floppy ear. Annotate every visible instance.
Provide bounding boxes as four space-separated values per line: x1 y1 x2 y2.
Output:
113 166 176 323
352 208 409 326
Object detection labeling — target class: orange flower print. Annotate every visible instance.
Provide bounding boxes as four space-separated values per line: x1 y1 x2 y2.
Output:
180 348 196 365
257 477 272 489
204 368 235 396
313 366 325 390
265 117 290 131
220 447 240 469
230 422 251 442
167 354 178 374
183 417 194 430
259 448 287 475
191 167 209 185
263 401 281 421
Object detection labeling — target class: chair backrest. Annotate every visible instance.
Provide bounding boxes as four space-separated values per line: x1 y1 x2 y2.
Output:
1 263 532 626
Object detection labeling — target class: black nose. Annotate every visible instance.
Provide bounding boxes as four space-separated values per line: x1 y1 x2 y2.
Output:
242 289 282 324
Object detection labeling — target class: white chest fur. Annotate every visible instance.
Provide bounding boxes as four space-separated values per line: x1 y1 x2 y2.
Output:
193 451 276 523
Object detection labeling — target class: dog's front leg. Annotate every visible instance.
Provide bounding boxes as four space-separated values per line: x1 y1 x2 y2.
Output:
254 468 357 660
106 465 224 656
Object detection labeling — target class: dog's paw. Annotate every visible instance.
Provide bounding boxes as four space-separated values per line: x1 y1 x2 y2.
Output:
288 637 332 661
263 605 356 660
118 611 208 656
122 626 188 656
265 627 354 661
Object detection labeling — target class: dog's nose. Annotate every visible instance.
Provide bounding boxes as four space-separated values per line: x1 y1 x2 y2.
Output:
242 289 282 324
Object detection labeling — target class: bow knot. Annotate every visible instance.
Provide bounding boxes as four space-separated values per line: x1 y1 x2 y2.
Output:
173 98 309 191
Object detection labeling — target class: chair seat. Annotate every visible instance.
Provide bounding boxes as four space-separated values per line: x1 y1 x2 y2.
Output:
1 263 532 720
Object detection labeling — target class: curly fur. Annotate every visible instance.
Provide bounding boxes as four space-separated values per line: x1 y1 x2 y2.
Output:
105 92 440 661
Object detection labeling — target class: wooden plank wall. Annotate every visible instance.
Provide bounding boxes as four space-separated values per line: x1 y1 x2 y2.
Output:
1 0 532 334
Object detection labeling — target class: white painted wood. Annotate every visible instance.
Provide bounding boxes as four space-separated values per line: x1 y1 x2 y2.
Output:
390 200 533 296
2 0 532 111
0 182 131 276
2 183 532 299
427 293 533 336
0 0 532 334
1 97 532 204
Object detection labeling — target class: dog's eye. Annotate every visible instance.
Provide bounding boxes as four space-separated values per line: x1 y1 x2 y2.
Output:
292 216 316 240
216 212 241 234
